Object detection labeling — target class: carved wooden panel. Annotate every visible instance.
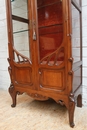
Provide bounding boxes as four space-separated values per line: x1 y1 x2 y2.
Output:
13 47 32 64
14 67 32 85
39 69 65 90
40 47 64 66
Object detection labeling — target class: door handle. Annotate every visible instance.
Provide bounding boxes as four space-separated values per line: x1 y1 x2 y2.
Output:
33 30 36 40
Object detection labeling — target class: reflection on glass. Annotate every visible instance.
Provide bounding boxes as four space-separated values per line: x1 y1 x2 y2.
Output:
74 0 80 6
11 0 28 19
72 4 81 63
37 0 64 65
13 29 30 60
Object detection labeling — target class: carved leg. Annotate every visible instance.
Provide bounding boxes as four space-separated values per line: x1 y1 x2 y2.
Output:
68 93 75 128
9 83 17 107
77 94 82 107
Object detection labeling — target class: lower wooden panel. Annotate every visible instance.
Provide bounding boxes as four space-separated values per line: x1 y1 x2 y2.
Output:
14 66 32 85
39 69 65 90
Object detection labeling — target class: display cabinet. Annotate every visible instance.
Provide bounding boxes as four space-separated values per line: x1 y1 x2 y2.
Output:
6 0 82 127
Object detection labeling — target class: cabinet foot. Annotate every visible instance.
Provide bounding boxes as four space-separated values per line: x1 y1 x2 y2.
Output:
70 122 75 128
9 83 17 107
68 93 75 128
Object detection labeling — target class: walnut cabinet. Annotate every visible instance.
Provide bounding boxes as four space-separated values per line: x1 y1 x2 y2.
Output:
6 0 82 127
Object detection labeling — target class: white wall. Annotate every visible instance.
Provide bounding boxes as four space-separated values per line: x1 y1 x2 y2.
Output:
0 0 10 90
0 0 87 106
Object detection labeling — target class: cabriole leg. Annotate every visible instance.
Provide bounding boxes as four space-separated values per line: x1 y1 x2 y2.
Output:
68 93 75 128
9 83 17 107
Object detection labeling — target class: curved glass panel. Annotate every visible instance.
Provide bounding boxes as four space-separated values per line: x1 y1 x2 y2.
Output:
72 4 81 63
37 0 64 65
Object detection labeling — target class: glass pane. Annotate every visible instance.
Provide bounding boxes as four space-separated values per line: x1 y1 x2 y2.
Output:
11 0 30 60
74 0 80 6
13 21 29 58
72 4 81 63
11 0 28 19
37 0 64 65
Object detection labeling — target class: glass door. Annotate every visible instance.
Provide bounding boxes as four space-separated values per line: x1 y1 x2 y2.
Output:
36 0 66 91
6 0 35 88
37 0 64 66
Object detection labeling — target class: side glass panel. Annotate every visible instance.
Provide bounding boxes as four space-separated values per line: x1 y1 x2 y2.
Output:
74 0 80 6
11 0 30 62
37 0 64 66
71 4 81 63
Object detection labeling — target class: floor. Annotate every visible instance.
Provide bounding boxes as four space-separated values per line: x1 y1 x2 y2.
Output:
0 89 87 130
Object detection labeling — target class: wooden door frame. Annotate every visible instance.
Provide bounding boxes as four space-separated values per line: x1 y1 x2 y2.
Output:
33 0 70 94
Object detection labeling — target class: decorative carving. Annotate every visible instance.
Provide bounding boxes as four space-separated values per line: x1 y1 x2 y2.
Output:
7 58 13 82
69 93 75 128
7 58 11 64
69 93 75 102
58 100 65 106
68 57 74 62
8 66 12 80
56 100 65 106
17 91 23 95
40 47 64 66
13 47 32 64
7 58 11 74
68 70 73 75
28 93 49 101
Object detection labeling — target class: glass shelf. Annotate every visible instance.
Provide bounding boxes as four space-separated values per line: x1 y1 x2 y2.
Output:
11 0 14 2
37 0 62 9
39 23 63 29
13 29 29 34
